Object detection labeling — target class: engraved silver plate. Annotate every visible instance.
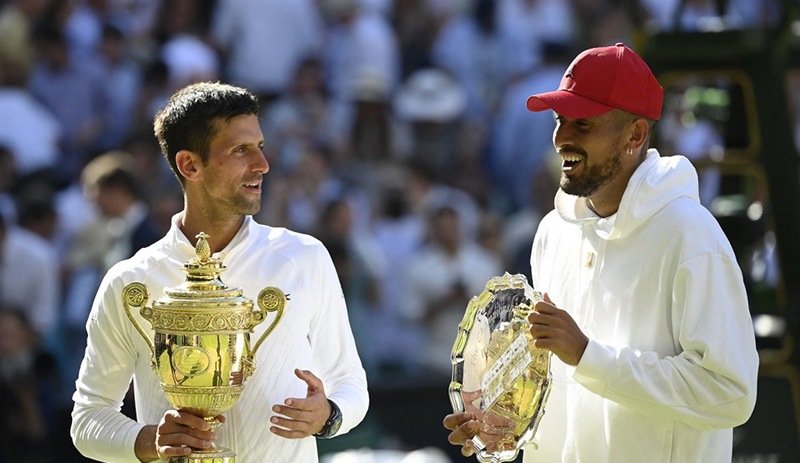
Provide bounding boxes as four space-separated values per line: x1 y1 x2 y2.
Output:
449 273 552 462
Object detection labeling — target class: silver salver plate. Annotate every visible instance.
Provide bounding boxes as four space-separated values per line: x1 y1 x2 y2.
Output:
449 273 552 462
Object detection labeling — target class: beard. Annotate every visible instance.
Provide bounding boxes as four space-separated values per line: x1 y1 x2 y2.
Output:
560 141 624 197
201 186 263 219
231 192 262 216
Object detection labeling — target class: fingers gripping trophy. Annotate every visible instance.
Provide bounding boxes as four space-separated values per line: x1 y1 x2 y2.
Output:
450 273 552 462
122 232 286 463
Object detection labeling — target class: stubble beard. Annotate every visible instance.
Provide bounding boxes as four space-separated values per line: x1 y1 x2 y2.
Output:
233 194 262 216
560 142 624 197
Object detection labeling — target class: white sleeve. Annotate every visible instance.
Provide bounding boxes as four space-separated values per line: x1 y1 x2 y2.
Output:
307 243 369 436
70 274 145 462
573 253 759 430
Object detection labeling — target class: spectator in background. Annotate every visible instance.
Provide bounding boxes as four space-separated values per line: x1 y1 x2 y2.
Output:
0 307 61 463
431 0 523 125
501 164 559 279
11 167 83 263
343 67 398 163
659 88 724 207
133 58 172 123
96 23 142 151
475 211 504 263
403 205 502 376
391 0 441 78
0 0 52 82
315 197 384 376
29 23 107 180
639 0 781 32
443 90 495 207
0 57 62 178
320 0 400 104
369 174 426 377
0 146 16 223
570 0 634 48
16 197 59 243
260 56 345 173
406 159 481 241
62 0 112 64
394 67 468 177
0 213 60 338
260 145 349 233
120 127 184 235
37 0 74 35
497 0 575 70
155 0 220 91
58 150 161 400
105 0 162 42
490 40 571 213
211 0 324 107
63 150 161 331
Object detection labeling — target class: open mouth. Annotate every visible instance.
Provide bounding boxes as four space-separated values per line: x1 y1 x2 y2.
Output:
243 181 261 192
561 154 583 172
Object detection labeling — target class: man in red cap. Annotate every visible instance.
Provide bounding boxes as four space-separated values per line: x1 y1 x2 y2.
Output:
444 43 758 462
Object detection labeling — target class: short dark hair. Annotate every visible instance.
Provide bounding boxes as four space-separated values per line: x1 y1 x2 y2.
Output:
153 82 259 185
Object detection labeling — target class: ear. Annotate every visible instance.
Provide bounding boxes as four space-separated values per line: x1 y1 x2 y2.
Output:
175 150 201 183
627 118 650 153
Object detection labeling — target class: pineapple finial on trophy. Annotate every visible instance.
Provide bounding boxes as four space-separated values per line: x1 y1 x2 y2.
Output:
195 232 212 262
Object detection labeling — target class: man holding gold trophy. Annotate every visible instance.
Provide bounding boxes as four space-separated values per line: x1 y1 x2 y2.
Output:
70 82 368 462
445 43 758 462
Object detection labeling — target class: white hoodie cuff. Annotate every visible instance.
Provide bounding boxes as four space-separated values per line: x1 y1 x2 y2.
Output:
572 339 617 397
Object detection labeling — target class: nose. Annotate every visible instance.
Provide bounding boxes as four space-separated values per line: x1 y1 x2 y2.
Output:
254 148 269 174
552 121 569 150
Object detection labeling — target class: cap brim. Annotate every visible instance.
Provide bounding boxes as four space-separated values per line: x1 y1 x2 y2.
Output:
526 91 615 119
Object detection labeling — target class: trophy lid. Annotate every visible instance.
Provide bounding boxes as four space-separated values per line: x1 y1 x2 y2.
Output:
161 232 244 300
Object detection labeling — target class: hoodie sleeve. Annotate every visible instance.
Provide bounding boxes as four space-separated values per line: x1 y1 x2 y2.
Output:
572 252 758 430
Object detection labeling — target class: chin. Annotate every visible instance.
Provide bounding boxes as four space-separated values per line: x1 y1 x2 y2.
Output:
242 206 261 216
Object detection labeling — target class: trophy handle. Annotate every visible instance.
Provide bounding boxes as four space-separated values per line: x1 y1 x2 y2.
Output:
122 282 156 359
251 287 287 357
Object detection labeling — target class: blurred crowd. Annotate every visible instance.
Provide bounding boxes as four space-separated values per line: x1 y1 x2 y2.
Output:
0 0 784 460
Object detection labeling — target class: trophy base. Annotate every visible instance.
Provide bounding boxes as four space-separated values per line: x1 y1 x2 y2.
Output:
171 447 236 463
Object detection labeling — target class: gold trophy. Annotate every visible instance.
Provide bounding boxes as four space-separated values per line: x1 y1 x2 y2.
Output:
122 232 286 463
449 273 552 463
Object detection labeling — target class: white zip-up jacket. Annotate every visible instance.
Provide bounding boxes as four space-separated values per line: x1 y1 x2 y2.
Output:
71 214 369 462
524 149 758 462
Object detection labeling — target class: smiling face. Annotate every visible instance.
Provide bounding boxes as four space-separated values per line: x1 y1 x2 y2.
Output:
190 114 269 219
552 110 641 214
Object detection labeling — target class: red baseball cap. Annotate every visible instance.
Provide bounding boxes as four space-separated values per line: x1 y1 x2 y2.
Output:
526 42 663 120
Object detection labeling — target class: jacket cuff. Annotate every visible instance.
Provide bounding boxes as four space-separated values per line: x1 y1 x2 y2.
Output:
572 339 616 397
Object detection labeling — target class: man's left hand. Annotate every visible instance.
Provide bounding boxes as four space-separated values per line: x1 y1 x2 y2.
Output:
528 292 589 366
270 369 331 438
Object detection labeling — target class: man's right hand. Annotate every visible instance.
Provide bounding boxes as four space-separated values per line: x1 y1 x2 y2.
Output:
135 410 221 462
443 412 479 457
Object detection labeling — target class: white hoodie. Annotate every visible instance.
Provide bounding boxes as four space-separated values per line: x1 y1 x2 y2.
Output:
524 149 758 462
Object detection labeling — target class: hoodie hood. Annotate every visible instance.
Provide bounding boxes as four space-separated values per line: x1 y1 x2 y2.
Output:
554 149 700 240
